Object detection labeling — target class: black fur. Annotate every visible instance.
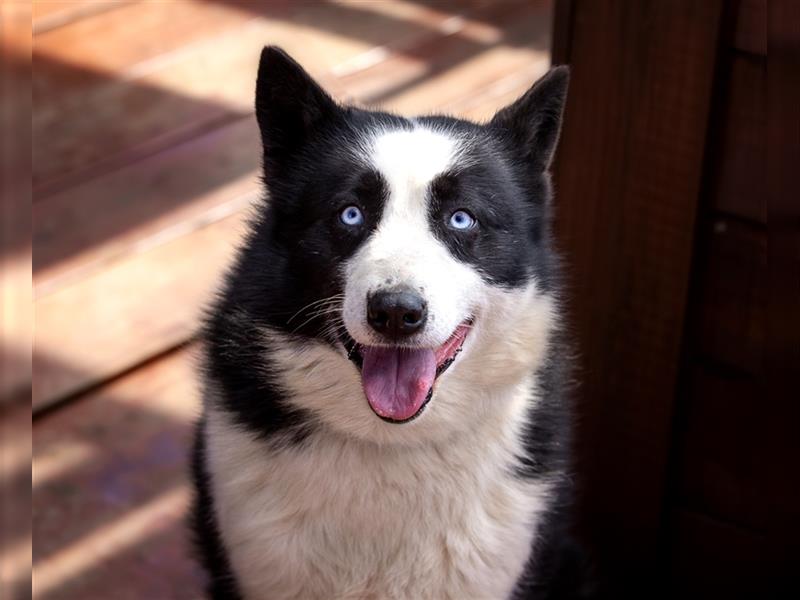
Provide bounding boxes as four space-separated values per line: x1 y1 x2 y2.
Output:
191 46 592 599
425 145 558 289
513 331 598 599
190 419 243 600
490 65 570 171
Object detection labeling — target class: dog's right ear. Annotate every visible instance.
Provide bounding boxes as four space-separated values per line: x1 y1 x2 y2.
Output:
489 65 569 171
255 46 339 174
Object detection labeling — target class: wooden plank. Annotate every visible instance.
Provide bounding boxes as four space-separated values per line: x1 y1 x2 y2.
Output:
1 1 33 407
550 0 575 65
664 6 797 581
666 509 773 597
674 365 767 533
731 0 767 55
338 0 548 108
353 1 552 116
0 11 32 597
32 0 492 195
32 0 293 132
550 0 724 590
672 365 798 563
33 210 247 409
33 0 135 35
34 117 260 294
33 346 202 600
692 217 766 374
1 396 32 600
707 52 766 223
33 1 284 77
764 0 800 566
765 0 800 396
32 0 289 194
443 59 551 122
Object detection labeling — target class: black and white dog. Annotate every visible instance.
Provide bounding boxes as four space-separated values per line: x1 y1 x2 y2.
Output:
192 46 589 600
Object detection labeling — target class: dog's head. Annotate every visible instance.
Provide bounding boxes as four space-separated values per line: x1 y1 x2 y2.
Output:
218 47 568 444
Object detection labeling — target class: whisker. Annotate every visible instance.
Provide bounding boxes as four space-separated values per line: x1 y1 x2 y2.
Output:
290 304 344 334
286 294 345 325
302 302 345 320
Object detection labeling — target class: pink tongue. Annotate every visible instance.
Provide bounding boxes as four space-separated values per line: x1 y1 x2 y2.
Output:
361 346 436 421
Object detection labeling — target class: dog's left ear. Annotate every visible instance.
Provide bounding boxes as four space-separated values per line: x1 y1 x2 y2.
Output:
490 65 569 170
255 46 339 176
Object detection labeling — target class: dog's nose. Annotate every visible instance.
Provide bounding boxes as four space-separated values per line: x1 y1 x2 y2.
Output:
367 288 428 338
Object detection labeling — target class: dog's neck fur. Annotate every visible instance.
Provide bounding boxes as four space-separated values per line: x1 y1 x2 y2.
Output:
204 332 554 600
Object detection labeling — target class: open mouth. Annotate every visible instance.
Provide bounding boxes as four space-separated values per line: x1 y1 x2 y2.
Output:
342 319 473 424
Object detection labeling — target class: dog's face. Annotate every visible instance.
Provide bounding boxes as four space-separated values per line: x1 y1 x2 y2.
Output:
224 47 568 444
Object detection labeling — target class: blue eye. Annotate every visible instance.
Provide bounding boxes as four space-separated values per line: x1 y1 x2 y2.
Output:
448 210 476 230
340 205 364 226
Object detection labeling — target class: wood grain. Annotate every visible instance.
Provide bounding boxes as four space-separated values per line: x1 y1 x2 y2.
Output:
662 2 797 588
693 218 766 374
33 0 135 35
339 0 549 110
33 346 202 600
675 366 767 533
764 0 800 565
34 117 260 293
707 52 766 223
667 509 771 597
33 210 247 410
551 0 724 589
1 11 33 407
33 0 506 195
731 0 767 55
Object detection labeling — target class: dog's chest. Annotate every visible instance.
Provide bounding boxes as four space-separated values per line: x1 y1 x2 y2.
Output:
206 410 550 600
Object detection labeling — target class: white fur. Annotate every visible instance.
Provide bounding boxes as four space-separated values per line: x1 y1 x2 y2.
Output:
204 124 561 599
343 126 479 350
205 369 552 600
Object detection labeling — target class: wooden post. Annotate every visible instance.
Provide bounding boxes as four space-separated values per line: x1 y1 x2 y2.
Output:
551 0 724 591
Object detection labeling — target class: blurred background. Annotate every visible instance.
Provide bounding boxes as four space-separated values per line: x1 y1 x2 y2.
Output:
17 0 797 599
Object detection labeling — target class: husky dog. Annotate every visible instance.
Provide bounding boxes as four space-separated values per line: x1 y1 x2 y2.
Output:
192 46 588 600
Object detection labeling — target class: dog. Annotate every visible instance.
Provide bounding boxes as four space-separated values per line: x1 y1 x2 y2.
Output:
191 46 589 600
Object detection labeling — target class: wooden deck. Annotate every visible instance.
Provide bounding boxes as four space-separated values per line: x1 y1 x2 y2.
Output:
31 1 553 597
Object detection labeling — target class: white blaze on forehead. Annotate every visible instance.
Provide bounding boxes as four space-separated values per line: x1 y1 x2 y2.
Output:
343 125 481 349
369 126 460 208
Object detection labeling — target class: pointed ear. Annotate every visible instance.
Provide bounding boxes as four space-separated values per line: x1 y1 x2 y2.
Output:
255 46 339 172
489 65 569 170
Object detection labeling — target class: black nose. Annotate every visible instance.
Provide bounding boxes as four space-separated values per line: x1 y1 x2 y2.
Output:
367 288 428 338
